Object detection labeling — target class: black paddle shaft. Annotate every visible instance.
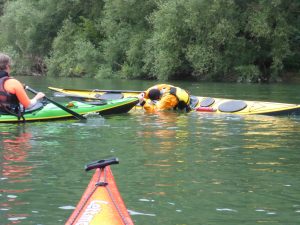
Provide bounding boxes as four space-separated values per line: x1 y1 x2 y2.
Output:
25 86 87 120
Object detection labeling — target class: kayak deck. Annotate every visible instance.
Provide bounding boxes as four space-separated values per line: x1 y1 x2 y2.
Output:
66 158 134 225
49 86 300 116
194 96 300 116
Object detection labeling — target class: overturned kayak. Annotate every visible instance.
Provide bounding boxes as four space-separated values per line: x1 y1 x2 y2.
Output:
0 98 139 123
48 87 300 116
66 158 134 225
194 96 300 116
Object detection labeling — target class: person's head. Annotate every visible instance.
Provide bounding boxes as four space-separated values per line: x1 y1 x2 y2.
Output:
0 53 12 71
148 88 161 100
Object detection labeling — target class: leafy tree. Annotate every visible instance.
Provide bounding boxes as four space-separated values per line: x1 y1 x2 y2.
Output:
0 0 299 81
242 0 294 82
0 0 5 16
46 19 102 77
0 0 105 75
0 1 45 74
98 0 156 79
280 0 300 76
145 0 241 81
185 0 241 81
144 0 192 80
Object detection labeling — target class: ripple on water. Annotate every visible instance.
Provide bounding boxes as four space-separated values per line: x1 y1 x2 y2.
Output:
8 216 27 221
58 205 76 210
128 209 156 217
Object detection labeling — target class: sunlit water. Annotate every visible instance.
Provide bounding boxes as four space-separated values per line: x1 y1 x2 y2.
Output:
1 77 300 225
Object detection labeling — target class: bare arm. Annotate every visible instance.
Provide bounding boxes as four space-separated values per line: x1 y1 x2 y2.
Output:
4 79 44 108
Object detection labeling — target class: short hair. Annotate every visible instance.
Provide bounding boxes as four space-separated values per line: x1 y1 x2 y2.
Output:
148 89 161 100
0 53 11 70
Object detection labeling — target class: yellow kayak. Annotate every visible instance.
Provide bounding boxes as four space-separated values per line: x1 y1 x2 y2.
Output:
48 86 300 116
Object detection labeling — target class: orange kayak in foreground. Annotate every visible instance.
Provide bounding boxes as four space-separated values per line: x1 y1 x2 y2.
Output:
66 158 134 225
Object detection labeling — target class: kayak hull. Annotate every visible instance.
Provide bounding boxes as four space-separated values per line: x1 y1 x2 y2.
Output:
48 87 300 116
66 166 134 225
195 96 300 116
0 98 138 123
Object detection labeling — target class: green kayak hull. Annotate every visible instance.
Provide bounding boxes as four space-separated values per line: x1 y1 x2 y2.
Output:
0 98 138 123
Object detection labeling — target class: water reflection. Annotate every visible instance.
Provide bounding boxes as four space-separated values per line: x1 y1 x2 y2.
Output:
0 124 33 224
136 111 190 152
241 115 300 149
129 112 300 224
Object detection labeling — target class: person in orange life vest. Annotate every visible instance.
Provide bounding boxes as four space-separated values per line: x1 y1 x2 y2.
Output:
0 53 45 115
138 84 191 113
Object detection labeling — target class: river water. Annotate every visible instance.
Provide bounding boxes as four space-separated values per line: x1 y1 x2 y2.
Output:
1 77 300 225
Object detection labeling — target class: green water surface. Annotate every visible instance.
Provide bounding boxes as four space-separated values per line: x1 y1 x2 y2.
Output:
1 77 300 225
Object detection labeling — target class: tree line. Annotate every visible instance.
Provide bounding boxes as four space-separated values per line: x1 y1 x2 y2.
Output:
0 0 299 82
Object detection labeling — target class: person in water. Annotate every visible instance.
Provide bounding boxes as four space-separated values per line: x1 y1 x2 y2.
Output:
138 84 191 113
0 53 45 117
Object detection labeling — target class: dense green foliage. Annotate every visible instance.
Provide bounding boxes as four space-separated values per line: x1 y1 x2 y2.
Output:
0 0 299 82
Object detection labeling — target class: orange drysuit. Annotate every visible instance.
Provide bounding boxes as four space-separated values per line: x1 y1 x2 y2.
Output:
142 84 181 113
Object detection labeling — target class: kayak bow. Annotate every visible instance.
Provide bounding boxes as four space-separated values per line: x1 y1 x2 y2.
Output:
66 158 134 225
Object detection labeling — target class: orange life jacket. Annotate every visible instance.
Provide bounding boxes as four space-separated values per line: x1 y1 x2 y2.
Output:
0 74 23 119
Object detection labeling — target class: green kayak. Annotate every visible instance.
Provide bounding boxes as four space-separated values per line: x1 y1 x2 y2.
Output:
0 97 138 123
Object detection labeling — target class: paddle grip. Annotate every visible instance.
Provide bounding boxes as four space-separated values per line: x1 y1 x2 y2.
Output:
85 157 119 171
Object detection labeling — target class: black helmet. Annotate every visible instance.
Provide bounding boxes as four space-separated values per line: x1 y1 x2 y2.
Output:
148 89 161 100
